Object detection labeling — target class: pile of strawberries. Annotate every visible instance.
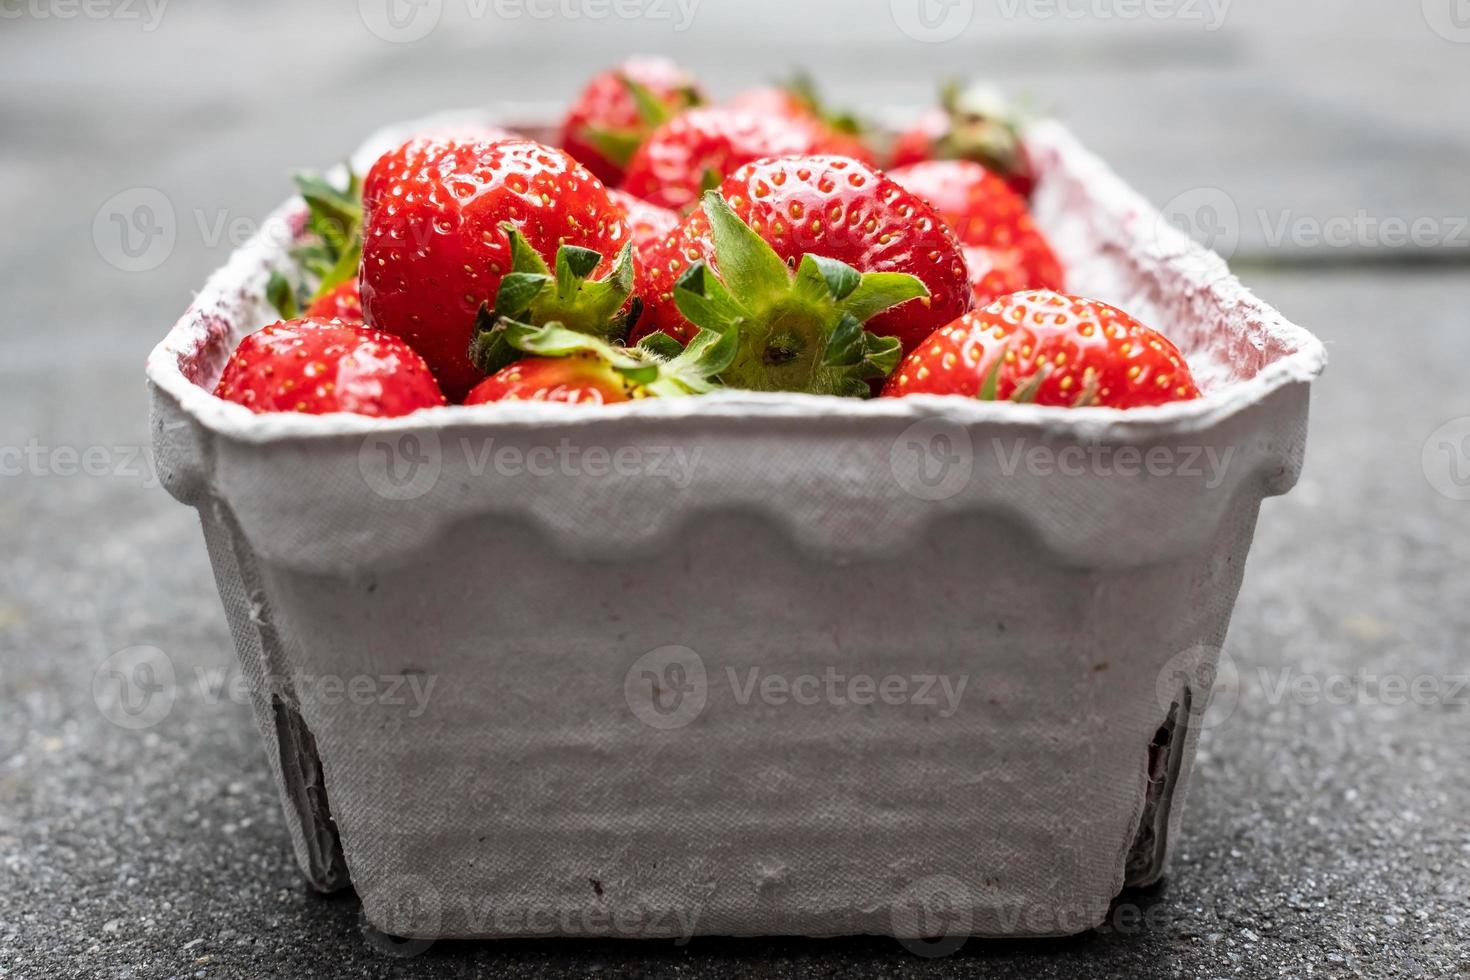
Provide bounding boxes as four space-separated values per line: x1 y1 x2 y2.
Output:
216 59 1201 417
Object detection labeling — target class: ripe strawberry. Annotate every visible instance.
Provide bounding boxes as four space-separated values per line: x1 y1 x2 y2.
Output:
626 183 957 396
609 189 681 264
891 83 1036 198
882 290 1201 408
465 320 731 405
888 160 1063 307
726 74 875 162
303 279 363 322
621 107 867 213
359 137 632 401
361 127 518 217
561 57 703 187
631 156 971 358
214 317 445 416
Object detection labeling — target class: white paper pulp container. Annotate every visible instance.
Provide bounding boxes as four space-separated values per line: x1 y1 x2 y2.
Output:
146 111 1325 941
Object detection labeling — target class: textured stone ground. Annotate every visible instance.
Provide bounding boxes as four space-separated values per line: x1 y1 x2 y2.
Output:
2 1 1468 977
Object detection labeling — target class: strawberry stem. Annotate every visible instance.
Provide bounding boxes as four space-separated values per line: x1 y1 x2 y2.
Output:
670 191 921 397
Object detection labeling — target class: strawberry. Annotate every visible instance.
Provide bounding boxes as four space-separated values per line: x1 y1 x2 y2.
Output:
214 317 445 416
882 290 1201 408
891 83 1036 198
561 57 703 187
631 156 971 359
726 73 875 162
359 137 632 401
303 279 363 322
626 183 953 396
621 107 867 213
361 128 518 217
888 160 1063 307
609 189 681 265
465 355 633 405
465 320 731 405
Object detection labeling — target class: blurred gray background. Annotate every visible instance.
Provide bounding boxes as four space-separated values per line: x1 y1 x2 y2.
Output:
2 1 1468 977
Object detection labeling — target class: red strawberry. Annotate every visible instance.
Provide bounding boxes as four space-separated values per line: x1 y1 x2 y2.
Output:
891 83 1036 198
625 182 957 396
889 160 1063 306
631 156 971 358
882 290 1201 408
726 75 875 162
465 355 633 405
465 320 730 405
361 127 518 217
621 107 868 213
214 317 445 416
561 57 703 187
303 279 363 322
609 189 681 264
359 137 632 401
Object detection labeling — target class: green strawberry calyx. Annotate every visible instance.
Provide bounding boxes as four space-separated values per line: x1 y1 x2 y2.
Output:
936 80 1034 187
671 190 921 397
270 167 364 319
467 223 640 375
580 73 702 170
471 319 735 399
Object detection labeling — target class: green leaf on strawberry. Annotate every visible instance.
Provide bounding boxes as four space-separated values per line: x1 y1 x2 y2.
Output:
270 167 365 319
669 190 923 397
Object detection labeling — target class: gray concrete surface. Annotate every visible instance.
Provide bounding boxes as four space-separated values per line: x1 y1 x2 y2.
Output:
2 1 1468 977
